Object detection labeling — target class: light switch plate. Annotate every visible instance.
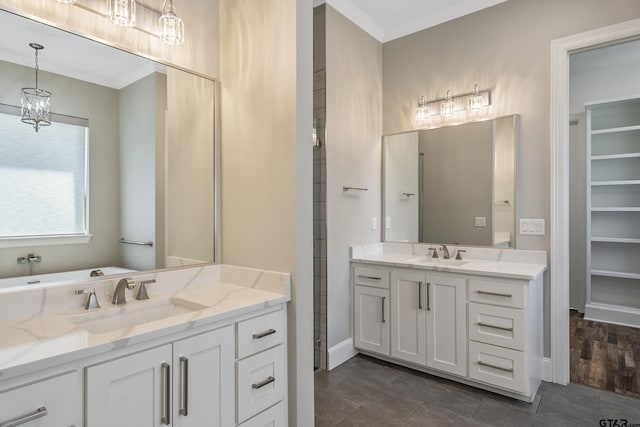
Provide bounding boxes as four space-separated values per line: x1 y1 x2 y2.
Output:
371 217 377 230
474 217 486 227
385 217 391 229
520 219 545 236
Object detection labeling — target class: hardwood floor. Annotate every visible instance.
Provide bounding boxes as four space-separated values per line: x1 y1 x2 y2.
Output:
315 354 640 426
570 310 640 398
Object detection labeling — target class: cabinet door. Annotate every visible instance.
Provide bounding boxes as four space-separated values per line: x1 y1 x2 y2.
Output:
426 274 467 376
173 327 234 427
353 286 390 355
0 371 82 427
390 270 426 365
86 344 172 427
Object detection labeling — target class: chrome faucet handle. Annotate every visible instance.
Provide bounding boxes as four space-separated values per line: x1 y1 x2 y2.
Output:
75 288 101 310
429 247 438 259
136 279 157 301
456 249 466 261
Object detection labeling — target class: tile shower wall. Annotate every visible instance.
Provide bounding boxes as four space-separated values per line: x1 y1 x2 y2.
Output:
313 5 327 370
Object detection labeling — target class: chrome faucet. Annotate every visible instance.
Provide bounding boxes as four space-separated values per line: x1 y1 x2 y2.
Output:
441 244 450 260
112 278 136 305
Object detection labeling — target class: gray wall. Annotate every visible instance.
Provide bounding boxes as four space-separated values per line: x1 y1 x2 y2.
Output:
420 121 493 246
325 4 383 353
0 60 121 278
382 0 640 357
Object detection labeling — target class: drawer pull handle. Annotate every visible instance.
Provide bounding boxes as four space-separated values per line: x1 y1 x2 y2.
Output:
253 329 277 339
426 282 431 311
0 406 48 427
418 281 423 310
477 290 512 298
161 362 171 425
358 275 382 280
478 361 514 373
477 322 514 332
252 376 276 389
381 297 386 323
179 356 189 416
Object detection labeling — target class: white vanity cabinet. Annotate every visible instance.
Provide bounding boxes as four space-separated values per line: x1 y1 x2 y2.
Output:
86 327 234 427
353 265 390 356
389 270 466 376
352 260 543 402
0 371 82 427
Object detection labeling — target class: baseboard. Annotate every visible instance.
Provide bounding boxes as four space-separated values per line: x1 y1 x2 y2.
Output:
542 357 552 382
327 338 358 370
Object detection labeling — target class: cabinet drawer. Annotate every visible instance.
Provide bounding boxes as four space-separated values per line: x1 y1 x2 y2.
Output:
469 303 525 351
353 265 389 289
237 309 285 359
469 279 526 308
237 345 285 423
239 401 285 427
468 341 528 394
0 371 82 427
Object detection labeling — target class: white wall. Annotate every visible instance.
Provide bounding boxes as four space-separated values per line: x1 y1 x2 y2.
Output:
384 132 419 242
219 0 314 424
325 5 383 353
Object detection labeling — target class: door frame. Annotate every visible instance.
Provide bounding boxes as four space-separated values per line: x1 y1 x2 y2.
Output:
550 17 640 385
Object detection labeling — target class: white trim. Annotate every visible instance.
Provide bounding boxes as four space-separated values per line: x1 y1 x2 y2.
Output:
585 303 640 329
550 17 640 386
327 338 358 370
0 234 93 249
542 357 553 383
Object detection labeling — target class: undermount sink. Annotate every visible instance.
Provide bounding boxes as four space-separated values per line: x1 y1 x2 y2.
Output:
405 257 468 266
69 297 209 334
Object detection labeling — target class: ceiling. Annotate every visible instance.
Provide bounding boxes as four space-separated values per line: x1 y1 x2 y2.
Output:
315 0 509 42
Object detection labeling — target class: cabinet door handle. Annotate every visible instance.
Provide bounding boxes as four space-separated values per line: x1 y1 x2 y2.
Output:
161 362 171 425
0 406 47 427
179 356 189 416
253 329 277 339
418 281 423 310
358 275 382 280
477 322 514 332
252 376 276 389
478 361 514 373
477 290 512 298
381 296 386 323
426 282 431 311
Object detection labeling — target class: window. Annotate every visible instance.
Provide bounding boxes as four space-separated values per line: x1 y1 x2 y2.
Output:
0 106 89 243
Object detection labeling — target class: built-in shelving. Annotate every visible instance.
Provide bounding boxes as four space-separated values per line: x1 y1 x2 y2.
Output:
585 96 640 328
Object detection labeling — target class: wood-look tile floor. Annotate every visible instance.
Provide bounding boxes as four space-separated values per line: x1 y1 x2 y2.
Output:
570 310 640 398
315 354 640 426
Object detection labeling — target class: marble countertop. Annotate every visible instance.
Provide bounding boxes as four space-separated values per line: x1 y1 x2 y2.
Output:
0 264 290 381
351 243 547 280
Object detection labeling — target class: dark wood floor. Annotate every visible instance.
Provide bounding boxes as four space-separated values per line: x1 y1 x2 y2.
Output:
315 354 640 426
570 310 640 398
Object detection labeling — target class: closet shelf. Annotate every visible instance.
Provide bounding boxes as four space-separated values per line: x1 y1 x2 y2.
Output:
591 270 640 280
591 207 640 212
591 237 640 244
591 124 640 135
591 180 640 186
591 153 640 161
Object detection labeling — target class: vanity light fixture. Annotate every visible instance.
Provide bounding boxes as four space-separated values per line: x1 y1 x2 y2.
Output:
160 0 184 45
21 43 51 132
55 0 76 4
440 90 455 116
468 83 484 111
416 96 429 123
109 0 136 28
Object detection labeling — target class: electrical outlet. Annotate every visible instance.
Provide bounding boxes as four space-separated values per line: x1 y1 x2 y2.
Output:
385 217 391 229
474 217 486 227
371 217 377 230
519 219 545 236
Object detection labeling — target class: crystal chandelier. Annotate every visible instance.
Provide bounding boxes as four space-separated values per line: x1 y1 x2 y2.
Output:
109 0 136 27
21 43 51 132
160 0 184 45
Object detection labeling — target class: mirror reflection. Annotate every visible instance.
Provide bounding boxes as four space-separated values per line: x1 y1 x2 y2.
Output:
0 10 215 286
383 115 518 248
